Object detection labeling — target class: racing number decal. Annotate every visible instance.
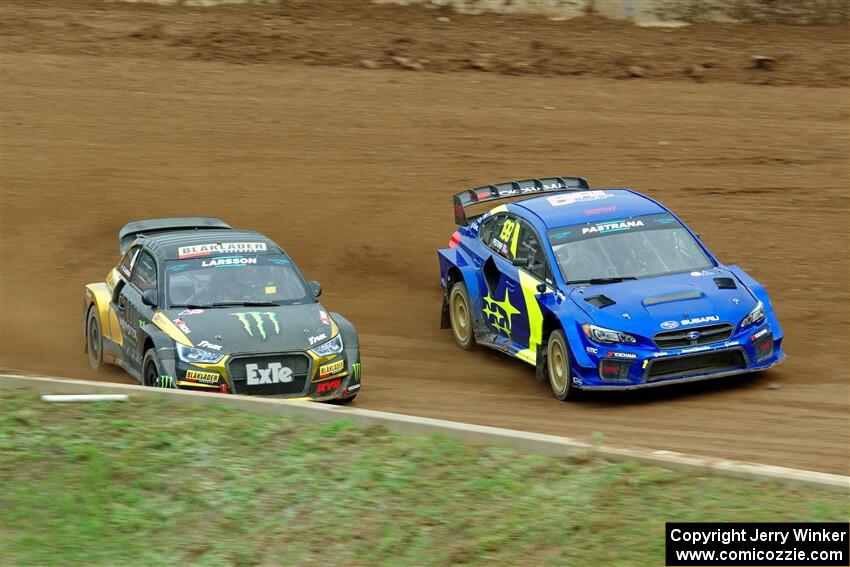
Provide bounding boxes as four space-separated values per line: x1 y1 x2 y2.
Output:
499 218 517 241
499 218 521 257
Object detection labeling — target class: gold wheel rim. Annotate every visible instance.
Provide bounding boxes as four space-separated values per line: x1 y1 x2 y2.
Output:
451 290 470 343
549 338 567 393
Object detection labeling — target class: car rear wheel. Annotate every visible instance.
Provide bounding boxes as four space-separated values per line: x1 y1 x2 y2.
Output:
547 330 579 401
86 307 103 371
449 282 475 350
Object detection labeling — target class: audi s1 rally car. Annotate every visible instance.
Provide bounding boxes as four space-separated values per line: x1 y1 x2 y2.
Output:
83 218 361 402
438 177 784 400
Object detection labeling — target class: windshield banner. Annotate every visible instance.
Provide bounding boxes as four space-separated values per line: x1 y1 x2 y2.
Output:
549 213 681 244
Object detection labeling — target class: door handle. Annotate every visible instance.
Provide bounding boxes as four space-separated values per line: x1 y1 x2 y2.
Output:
117 301 126 312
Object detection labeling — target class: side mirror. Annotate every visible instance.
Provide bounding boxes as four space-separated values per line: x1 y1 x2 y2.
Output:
512 257 529 268
308 280 322 298
536 283 547 293
141 289 158 307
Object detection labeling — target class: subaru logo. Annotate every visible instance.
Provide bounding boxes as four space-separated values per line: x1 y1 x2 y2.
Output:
660 320 679 330
686 331 702 341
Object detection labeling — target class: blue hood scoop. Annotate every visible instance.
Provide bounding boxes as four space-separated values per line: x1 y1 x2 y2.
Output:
585 295 616 308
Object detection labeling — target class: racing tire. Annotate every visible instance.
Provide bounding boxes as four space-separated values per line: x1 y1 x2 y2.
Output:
546 330 579 401
86 307 103 371
449 282 476 350
142 348 172 388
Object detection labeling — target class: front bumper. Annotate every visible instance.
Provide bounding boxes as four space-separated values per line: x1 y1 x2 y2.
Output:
173 347 361 401
571 322 785 391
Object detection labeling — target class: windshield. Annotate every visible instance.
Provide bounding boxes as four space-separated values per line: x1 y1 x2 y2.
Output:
165 254 311 307
548 213 713 283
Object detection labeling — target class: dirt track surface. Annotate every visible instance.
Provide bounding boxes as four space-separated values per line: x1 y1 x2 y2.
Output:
1 1 848 474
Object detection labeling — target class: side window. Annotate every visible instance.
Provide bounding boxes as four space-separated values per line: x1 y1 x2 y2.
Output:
131 251 158 293
488 215 520 260
118 247 140 279
478 216 498 246
516 220 548 282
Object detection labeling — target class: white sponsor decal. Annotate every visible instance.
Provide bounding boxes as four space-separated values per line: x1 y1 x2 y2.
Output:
178 242 267 259
308 333 328 346
319 310 330 326
680 345 711 354
201 257 258 267
752 328 769 340
680 315 720 326
179 309 204 316
246 362 293 385
586 346 598 355
582 219 644 235
197 340 222 351
173 318 191 334
547 191 612 207
607 351 637 360
723 340 740 347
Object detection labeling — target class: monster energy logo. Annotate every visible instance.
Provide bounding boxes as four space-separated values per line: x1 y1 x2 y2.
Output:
351 362 361 384
158 375 175 388
482 288 520 335
231 312 280 340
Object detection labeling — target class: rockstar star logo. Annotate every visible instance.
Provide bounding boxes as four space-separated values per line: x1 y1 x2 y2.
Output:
483 287 521 334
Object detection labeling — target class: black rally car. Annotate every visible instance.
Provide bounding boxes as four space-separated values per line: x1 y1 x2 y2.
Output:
83 217 361 402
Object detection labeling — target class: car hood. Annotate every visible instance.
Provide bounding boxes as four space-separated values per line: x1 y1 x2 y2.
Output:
162 303 335 354
568 268 757 336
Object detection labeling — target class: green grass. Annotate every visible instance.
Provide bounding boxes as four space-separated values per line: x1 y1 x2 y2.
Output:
0 389 846 566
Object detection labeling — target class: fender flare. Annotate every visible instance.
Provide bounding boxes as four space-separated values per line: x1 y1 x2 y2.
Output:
438 248 484 329
726 265 784 340
136 324 178 384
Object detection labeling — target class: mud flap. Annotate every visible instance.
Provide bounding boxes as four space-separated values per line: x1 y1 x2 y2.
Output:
535 344 547 383
440 294 450 329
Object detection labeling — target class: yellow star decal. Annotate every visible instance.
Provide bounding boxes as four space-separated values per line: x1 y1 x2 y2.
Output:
483 288 521 333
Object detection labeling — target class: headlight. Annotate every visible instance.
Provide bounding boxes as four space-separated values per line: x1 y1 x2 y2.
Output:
582 324 637 344
310 334 343 357
176 343 224 364
739 301 765 328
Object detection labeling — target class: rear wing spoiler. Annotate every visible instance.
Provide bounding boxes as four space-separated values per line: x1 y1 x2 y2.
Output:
118 217 232 254
452 176 589 225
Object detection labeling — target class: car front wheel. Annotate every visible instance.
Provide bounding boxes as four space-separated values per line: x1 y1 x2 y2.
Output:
546 330 579 401
143 348 173 388
86 307 103 371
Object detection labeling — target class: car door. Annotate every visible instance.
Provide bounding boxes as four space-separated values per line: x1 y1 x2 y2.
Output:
506 219 552 355
477 214 528 348
116 249 159 374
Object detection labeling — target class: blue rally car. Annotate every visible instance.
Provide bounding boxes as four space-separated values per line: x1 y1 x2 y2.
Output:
438 177 785 400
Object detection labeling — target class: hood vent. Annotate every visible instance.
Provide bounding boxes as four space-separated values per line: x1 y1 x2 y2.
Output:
713 277 737 290
642 291 703 306
585 295 616 308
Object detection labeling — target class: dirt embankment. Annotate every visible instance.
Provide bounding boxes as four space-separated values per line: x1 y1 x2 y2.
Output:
1 0 848 474
1 1 848 86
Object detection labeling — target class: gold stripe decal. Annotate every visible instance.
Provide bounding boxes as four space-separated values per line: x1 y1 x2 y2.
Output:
152 312 193 347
